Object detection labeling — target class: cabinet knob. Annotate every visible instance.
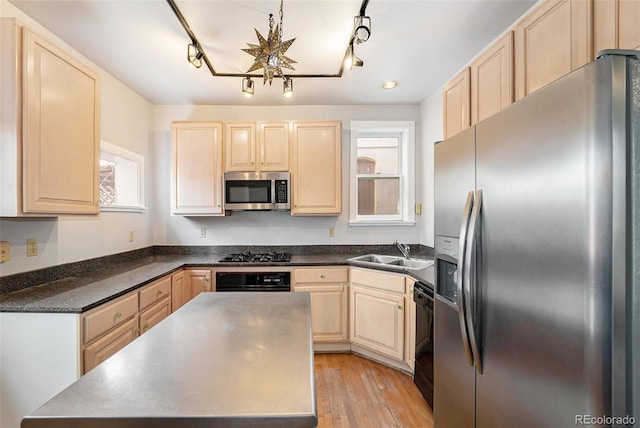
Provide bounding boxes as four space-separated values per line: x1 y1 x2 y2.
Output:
143 323 149 331
320 275 326 279
397 305 403 310
114 311 122 319
251 162 254 166
135 328 140 335
156 290 162 296
205 278 210 282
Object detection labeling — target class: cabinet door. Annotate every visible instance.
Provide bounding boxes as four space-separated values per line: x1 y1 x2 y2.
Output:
594 0 640 54
83 317 138 374
443 67 471 138
171 122 223 215
291 121 342 215
258 121 289 171
225 122 256 171
349 284 405 361
295 284 348 342
23 27 101 214
185 269 211 302
471 32 514 124
515 0 593 99
171 270 186 312
139 296 171 335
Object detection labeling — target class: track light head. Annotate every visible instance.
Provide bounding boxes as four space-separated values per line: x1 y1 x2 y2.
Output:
187 43 203 69
242 77 255 97
283 77 293 97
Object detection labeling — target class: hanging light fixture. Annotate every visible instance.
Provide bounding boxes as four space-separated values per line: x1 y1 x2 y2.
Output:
167 0 372 98
242 77 255 97
242 0 297 86
283 77 293 97
187 43 203 69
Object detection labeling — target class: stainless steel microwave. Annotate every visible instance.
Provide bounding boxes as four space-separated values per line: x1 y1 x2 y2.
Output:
223 171 291 211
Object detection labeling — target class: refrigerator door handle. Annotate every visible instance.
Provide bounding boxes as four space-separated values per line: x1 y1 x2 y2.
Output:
465 189 483 374
457 191 475 366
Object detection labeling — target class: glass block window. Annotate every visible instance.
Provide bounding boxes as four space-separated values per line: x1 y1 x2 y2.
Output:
99 141 145 211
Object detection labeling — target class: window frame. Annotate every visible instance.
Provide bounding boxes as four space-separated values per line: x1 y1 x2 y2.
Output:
99 141 146 212
349 121 416 226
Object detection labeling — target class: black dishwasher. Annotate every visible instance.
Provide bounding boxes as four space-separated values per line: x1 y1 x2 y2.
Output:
414 281 434 408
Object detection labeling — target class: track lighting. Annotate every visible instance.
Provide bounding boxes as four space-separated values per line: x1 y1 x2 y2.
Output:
346 44 364 71
242 77 255 98
187 43 203 69
283 77 293 98
353 16 371 44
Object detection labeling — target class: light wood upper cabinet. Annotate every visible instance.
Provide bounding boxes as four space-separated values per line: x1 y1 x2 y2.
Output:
225 121 289 172
224 122 256 171
443 67 471 139
1 18 100 216
290 121 342 215
515 0 593 100
594 0 640 54
471 32 514 124
258 121 289 171
171 122 224 215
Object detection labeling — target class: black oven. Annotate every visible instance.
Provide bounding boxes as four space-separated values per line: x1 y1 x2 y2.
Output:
414 280 434 408
215 272 291 292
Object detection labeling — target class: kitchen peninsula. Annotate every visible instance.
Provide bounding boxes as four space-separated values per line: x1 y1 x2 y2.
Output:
21 292 317 428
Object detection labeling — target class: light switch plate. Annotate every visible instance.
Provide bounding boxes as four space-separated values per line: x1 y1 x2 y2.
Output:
0 241 10 262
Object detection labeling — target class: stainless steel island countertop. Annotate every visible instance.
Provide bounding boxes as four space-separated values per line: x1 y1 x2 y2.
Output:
21 292 317 428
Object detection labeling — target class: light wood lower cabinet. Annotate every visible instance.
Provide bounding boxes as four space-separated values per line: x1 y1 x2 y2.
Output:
83 316 139 373
140 295 171 335
294 267 349 343
349 268 410 363
171 269 186 312
185 269 212 298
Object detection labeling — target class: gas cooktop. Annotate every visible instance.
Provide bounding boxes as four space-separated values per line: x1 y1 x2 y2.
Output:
219 252 292 263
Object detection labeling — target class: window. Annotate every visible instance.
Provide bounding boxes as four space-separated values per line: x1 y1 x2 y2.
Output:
99 141 145 212
349 121 415 225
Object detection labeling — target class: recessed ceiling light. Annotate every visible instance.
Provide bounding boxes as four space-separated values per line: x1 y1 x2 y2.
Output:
383 81 398 89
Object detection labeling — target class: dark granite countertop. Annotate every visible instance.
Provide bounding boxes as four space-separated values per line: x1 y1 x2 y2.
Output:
0 247 434 314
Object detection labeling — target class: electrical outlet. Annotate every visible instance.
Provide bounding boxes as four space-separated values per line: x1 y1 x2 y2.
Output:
27 239 38 257
129 230 134 242
0 241 10 262
329 227 335 237
200 228 207 238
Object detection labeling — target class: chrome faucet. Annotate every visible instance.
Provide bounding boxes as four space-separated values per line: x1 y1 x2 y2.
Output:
394 240 411 259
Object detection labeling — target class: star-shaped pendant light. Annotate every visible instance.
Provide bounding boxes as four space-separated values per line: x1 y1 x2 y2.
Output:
242 1 297 86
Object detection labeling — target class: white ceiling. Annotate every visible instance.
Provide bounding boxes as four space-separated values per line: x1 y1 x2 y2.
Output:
8 0 537 106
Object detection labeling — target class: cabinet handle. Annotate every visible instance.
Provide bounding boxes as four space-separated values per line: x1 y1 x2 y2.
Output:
143 323 150 331
114 311 122 320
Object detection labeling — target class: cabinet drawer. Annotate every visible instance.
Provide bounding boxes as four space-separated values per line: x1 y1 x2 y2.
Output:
140 295 171 335
139 276 172 311
83 293 138 344
350 268 406 294
294 267 348 284
83 316 138 373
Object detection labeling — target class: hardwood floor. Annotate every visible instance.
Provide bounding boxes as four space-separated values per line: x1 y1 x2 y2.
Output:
315 353 434 428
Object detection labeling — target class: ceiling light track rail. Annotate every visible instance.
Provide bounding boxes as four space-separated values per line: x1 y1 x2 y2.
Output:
166 0 370 96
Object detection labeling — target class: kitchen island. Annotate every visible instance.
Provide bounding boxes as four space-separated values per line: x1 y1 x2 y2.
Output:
21 292 317 428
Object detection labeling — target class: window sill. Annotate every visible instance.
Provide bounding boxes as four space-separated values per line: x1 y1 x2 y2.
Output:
100 206 147 213
348 220 416 227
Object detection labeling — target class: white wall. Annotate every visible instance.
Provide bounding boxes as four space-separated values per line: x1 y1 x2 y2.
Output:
152 105 424 246
0 1 155 277
418 90 444 247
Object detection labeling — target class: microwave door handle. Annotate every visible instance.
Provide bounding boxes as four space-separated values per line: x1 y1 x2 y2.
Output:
457 191 475 366
465 189 483 374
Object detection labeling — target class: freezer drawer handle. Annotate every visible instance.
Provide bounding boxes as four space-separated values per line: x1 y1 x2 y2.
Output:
465 189 483 374
457 190 475 366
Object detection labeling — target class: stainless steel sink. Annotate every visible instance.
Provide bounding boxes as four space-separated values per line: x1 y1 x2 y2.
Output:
347 254 433 271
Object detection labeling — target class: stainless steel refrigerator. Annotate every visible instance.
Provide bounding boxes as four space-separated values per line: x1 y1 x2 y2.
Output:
433 50 639 427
